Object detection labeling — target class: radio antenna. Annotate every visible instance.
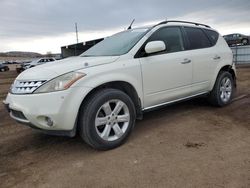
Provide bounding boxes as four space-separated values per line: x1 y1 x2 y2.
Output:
127 19 135 30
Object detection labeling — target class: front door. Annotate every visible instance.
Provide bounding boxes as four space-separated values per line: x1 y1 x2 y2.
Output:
138 27 193 108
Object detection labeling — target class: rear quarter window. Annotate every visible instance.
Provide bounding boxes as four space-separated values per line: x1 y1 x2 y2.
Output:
204 29 219 46
184 27 211 50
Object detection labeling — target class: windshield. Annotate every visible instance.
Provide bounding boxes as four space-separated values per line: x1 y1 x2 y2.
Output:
29 59 39 64
80 28 150 57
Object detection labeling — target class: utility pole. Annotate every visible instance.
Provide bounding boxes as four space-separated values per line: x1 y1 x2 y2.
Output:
75 22 79 44
74 22 79 56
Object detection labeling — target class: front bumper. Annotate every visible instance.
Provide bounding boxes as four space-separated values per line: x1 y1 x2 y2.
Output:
3 86 92 136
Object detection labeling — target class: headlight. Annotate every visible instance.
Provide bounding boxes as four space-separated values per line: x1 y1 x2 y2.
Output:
33 71 86 93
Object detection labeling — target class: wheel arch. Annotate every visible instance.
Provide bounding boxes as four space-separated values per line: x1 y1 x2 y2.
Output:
78 81 143 121
242 38 249 43
210 64 236 91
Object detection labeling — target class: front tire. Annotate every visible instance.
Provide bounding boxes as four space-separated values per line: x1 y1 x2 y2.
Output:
208 71 235 107
79 89 136 150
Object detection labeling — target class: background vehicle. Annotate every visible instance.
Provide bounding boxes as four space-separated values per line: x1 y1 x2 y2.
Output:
2 61 18 64
223 33 250 46
23 58 56 70
2 61 10 64
16 61 31 73
4 20 236 150
0 63 9 72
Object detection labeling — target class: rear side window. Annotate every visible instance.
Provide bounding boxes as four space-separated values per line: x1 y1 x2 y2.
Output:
148 27 184 53
184 27 211 50
204 29 219 46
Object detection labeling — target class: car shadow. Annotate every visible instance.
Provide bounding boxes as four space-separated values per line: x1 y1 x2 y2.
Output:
2 97 213 157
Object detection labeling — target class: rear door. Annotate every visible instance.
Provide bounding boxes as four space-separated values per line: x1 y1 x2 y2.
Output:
233 34 241 44
182 27 215 93
138 26 193 108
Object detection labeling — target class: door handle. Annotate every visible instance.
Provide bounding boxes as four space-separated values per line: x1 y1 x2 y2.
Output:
213 55 221 60
181 59 191 64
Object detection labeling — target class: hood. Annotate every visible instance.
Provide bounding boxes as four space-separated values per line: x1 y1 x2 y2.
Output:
16 56 119 81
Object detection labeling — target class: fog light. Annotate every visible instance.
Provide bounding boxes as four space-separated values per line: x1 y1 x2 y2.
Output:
45 117 53 127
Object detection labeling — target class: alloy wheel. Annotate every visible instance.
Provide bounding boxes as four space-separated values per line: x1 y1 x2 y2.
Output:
95 99 130 141
219 77 232 103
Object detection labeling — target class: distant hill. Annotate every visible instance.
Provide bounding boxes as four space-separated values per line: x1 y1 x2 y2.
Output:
0 51 42 58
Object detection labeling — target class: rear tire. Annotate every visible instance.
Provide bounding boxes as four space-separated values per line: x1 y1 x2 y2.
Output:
242 38 248 45
78 89 136 150
208 71 235 107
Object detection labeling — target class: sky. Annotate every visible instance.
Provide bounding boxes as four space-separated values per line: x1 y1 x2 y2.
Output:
0 0 250 54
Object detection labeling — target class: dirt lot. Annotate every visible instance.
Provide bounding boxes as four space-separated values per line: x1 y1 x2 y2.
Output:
0 67 250 188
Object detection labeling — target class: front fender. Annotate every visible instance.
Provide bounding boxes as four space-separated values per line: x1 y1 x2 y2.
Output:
74 60 144 107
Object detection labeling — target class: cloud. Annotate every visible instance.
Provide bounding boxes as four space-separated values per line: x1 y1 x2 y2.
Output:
0 0 250 53
173 6 250 35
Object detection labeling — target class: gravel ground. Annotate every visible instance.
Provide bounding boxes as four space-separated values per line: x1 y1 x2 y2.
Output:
0 66 249 188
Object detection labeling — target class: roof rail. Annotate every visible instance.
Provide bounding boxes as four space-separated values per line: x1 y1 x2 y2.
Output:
155 20 211 28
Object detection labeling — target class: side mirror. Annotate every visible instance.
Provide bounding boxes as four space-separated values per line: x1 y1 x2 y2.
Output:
145 41 166 54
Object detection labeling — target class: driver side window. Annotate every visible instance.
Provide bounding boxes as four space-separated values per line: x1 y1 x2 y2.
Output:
38 59 44 63
148 27 185 54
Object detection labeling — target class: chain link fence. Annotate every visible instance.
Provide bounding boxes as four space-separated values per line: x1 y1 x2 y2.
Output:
231 45 250 64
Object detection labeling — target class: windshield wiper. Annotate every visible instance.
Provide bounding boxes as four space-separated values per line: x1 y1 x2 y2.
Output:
81 55 94 57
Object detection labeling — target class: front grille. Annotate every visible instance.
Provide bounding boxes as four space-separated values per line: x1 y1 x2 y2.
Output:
11 109 27 120
11 80 47 94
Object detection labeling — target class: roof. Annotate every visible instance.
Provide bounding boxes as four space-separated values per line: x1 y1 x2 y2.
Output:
155 20 211 28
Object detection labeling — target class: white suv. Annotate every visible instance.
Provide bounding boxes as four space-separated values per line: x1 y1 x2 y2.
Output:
4 21 236 150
